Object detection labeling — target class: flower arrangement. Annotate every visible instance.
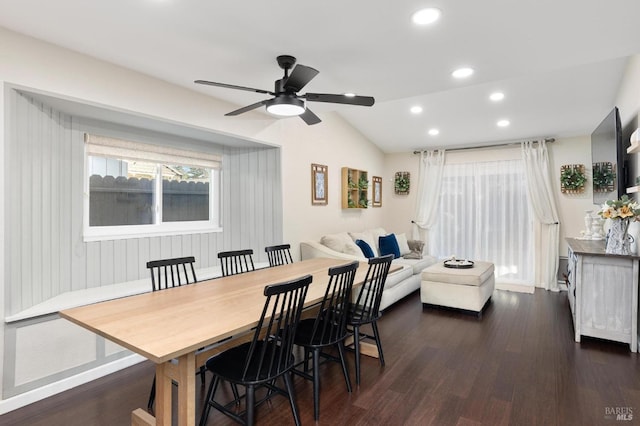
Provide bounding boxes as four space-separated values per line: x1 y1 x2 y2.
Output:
599 195 640 254
598 195 640 220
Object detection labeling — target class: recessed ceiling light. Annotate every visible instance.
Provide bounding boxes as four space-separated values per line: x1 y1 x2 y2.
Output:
412 8 441 25
489 92 505 102
410 106 423 114
428 128 440 136
497 119 510 127
452 67 474 79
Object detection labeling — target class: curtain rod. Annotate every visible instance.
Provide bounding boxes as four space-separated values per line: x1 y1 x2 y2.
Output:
413 137 555 154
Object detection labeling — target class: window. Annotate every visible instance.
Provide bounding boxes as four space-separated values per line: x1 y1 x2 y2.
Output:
429 159 534 286
84 134 221 241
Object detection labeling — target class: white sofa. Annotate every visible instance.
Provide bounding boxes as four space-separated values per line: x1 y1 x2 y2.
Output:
300 228 437 310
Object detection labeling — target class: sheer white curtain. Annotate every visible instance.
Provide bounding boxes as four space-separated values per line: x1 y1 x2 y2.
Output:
429 159 535 287
521 141 560 291
413 150 446 251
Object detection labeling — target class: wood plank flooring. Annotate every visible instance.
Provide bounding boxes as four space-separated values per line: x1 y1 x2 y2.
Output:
2 289 640 425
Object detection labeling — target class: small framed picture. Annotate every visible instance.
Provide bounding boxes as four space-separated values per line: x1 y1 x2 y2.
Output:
372 176 382 207
311 164 328 205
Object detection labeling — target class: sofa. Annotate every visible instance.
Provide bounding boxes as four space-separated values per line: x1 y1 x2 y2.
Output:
300 228 437 310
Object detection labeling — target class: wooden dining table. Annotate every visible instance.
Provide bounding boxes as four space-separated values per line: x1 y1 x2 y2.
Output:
60 257 380 426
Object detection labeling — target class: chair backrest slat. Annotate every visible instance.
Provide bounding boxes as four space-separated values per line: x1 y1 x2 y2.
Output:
307 261 359 346
146 256 198 292
241 274 312 381
352 254 393 322
218 249 255 277
265 244 293 267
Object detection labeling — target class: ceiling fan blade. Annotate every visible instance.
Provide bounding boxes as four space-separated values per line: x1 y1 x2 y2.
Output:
283 65 319 92
195 80 274 95
225 100 268 116
304 93 375 107
300 108 322 125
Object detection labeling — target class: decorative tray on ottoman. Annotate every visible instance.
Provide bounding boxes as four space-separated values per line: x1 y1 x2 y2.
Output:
443 259 475 269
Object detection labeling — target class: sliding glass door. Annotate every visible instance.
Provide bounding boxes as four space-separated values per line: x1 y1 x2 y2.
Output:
429 159 534 287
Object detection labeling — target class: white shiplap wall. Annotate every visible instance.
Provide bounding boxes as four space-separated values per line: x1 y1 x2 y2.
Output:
5 90 283 317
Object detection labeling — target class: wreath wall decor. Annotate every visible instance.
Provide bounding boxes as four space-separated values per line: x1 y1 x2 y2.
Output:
394 172 410 195
592 161 615 193
560 164 586 194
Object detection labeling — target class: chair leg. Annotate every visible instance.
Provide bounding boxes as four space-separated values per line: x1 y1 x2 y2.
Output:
199 365 206 386
147 375 156 412
231 383 241 405
353 325 362 385
303 348 310 373
371 320 385 366
246 384 255 426
283 372 301 426
312 348 321 421
199 375 220 426
336 341 352 393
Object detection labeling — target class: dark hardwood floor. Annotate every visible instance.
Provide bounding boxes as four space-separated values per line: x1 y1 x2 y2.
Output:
2 289 640 425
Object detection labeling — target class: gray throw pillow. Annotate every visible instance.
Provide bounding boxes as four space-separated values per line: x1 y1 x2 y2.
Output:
403 251 422 259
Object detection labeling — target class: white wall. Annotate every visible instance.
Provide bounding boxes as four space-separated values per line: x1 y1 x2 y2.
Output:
548 136 598 255
381 152 420 237
616 55 640 127
617 54 640 193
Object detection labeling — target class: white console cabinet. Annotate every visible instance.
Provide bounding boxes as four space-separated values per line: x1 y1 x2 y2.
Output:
566 238 638 352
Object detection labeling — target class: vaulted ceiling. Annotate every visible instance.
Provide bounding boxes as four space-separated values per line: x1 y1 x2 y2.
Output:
2 0 640 152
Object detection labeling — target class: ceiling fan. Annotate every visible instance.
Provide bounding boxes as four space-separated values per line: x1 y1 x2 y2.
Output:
194 55 375 125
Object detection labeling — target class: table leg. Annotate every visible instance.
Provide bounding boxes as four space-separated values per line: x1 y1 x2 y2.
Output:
156 362 173 426
177 352 197 425
131 353 197 426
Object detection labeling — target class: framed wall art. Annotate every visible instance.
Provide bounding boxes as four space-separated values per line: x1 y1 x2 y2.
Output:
372 176 382 207
311 163 328 205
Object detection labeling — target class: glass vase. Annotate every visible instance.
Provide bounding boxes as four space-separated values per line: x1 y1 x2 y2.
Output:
605 218 631 255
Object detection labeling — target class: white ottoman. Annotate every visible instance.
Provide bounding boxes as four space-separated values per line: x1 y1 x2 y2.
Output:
421 261 495 316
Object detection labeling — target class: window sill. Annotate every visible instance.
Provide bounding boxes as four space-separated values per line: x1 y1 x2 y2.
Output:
5 263 268 323
83 226 223 242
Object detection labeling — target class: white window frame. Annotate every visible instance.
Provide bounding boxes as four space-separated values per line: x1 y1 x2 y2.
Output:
83 134 222 242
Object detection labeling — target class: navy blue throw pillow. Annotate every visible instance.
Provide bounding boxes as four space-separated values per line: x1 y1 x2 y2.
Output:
379 234 401 259
355 239 375 258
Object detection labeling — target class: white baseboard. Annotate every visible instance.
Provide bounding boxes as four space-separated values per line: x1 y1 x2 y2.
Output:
0 353 146 415
495 283 535 294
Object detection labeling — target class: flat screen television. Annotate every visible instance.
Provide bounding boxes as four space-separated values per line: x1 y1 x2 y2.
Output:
592 107 625 205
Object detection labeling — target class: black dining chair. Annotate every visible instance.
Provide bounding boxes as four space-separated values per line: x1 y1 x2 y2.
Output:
265 244 293 267
145 256 201 411
199 274 313 426
218 249 255 276
292 261 359 421
147 256 197 291
347 254 393 385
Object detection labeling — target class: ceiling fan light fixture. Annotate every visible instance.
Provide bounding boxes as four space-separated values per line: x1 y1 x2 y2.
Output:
266 97 305 116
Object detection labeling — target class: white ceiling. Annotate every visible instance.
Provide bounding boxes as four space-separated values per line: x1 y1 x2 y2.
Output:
1 0 640 153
